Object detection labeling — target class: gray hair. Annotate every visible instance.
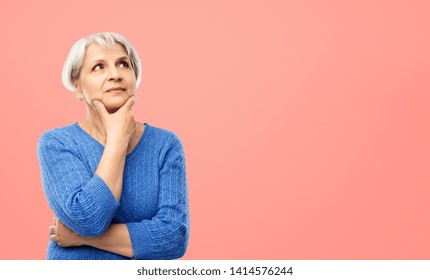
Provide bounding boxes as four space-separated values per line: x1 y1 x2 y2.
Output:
62 32 142 93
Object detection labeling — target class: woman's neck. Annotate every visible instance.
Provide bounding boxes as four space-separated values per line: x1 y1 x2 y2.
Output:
80 104 108 145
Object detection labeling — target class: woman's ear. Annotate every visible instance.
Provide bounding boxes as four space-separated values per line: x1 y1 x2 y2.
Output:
75 92 84 101
73 80 84 100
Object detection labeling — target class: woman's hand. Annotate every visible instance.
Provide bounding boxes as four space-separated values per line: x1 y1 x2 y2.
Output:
93 95 137 150
49 217 85 247
92 95 137 200
48 217 134 257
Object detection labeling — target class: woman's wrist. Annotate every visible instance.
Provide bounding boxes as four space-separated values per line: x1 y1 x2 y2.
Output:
105 137 129 154
81 236 93 247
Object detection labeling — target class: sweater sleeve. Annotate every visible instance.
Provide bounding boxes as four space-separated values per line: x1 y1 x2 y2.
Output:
126 139 190 260
37 133 120 237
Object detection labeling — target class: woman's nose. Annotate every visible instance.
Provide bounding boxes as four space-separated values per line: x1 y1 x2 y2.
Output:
108 67 122 80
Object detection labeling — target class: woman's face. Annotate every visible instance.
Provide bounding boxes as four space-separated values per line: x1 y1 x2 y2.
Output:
74 43 136 113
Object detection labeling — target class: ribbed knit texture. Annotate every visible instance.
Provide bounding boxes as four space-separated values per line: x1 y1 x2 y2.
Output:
37 123 189 260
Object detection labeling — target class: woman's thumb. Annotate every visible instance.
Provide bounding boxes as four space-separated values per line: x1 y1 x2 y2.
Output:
93 100 108 116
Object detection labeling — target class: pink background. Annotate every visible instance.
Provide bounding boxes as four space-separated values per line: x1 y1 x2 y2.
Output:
1 0 429 259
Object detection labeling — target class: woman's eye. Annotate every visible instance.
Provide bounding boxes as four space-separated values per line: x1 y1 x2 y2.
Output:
119 61 129 68
93 64 103 71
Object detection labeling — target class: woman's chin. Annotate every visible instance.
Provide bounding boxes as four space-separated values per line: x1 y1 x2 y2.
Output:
103 99 129 113
104 105 122 113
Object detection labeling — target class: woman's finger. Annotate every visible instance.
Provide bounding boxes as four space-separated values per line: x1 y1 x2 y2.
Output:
122 95 135 111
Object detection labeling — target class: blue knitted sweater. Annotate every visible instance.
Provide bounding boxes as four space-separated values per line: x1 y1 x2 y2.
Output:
37 123 189 260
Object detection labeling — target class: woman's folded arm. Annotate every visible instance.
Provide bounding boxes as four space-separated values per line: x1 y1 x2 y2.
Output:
38 133 120 237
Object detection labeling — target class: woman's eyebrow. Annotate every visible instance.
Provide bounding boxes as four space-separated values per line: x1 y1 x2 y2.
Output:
89 56 130 65
88 58 105 66
116 56 130 61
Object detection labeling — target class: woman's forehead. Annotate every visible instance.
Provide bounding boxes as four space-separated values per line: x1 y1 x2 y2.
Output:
84 43 129 63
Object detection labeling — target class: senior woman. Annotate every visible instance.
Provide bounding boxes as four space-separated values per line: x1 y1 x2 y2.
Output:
37 32 189 260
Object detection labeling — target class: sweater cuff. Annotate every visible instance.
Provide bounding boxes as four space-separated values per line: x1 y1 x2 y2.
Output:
68 175 120 236
127 222 148 260
87 175 120 210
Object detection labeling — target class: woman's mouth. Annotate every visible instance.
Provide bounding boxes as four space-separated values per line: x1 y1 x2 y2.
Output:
106 87 126 93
